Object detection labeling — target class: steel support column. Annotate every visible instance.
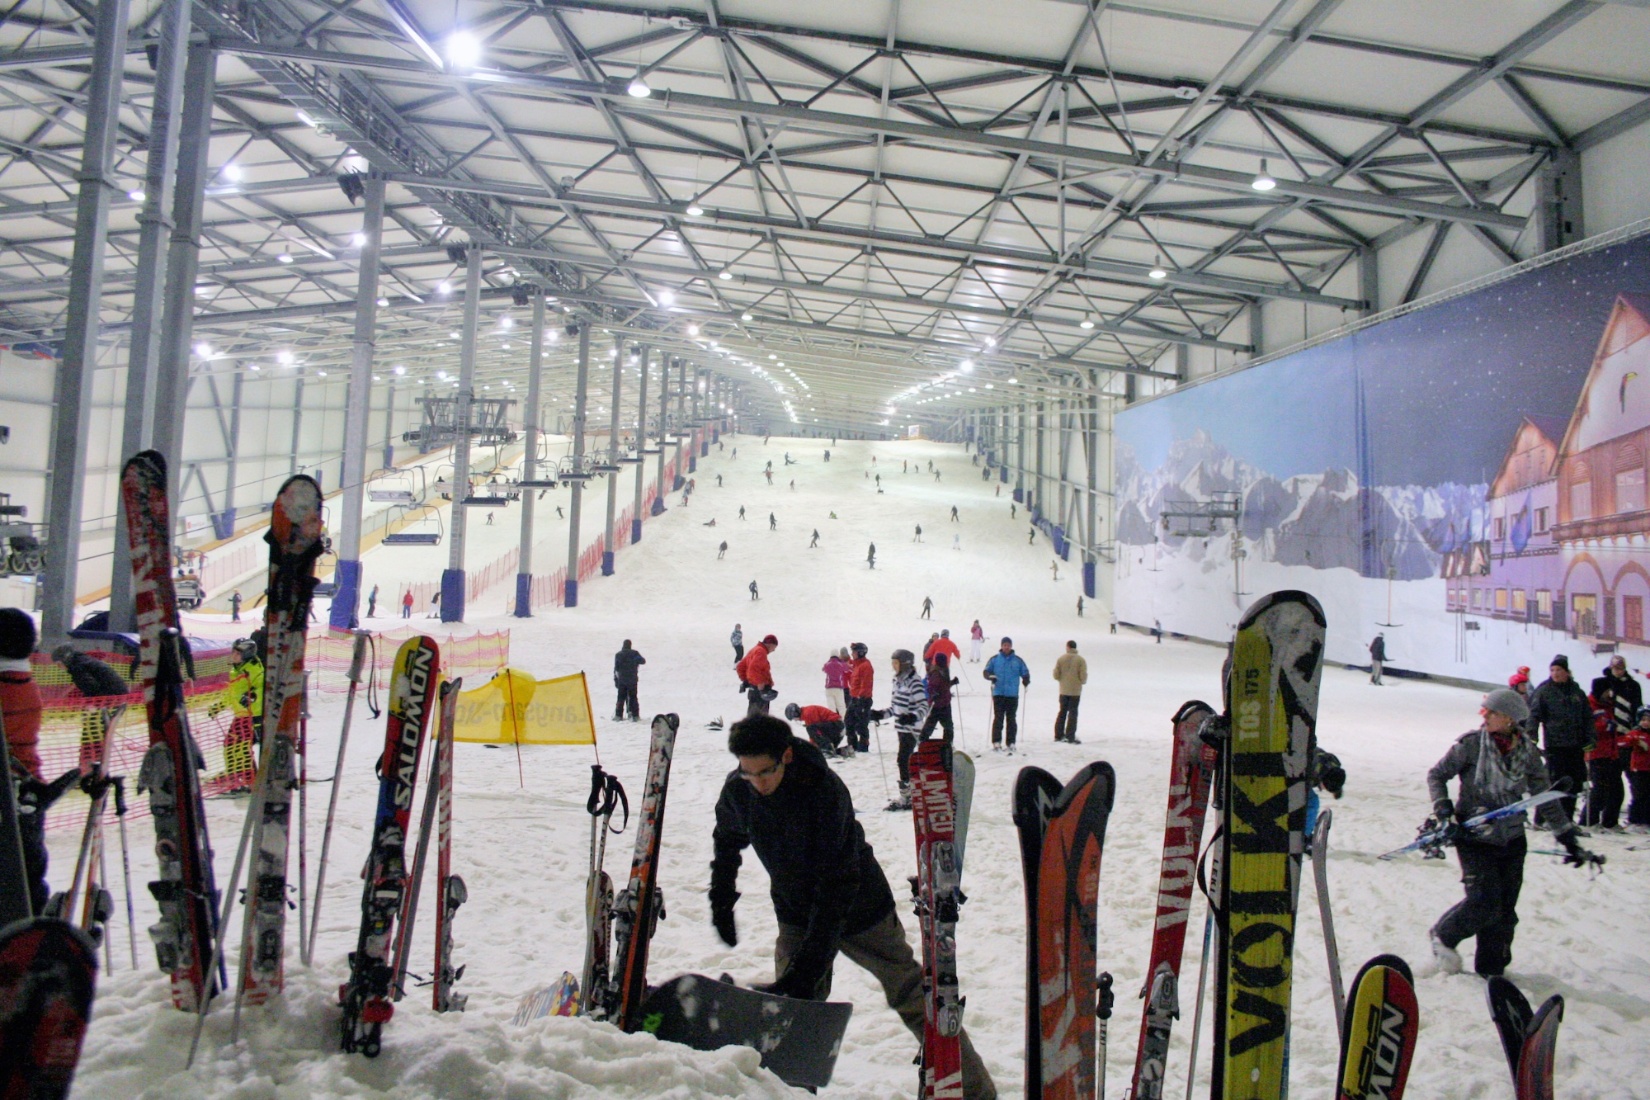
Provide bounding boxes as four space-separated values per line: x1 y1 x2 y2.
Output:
631 344 650 544
40 0 129 643
564 323 591 607
329 173 384 629
601 334 625 576
1085 372 1100 599
1033 401 1046 520
289 378 305 476
514 292 546 616
651 355 669 516
440 245 482 621
1536 148 1584 253
382 380 396 468
221 372 242 539
673 359 688 489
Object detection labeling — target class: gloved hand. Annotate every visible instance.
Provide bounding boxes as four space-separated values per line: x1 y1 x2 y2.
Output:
239 691 255 710
711 903 738 947
897 713 917 725
1021 677 1030 687
737 681 750 694
1432 798 1455 822
869 709 887 722
1559 830 1605 870
759 963 823 1001
982 672 996 683
949 677 959 687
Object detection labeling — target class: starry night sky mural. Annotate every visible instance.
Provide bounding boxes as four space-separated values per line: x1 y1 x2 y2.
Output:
1119 233 1650 488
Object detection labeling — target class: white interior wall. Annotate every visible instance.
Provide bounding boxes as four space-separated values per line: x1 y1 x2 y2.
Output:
1582 121 1650 233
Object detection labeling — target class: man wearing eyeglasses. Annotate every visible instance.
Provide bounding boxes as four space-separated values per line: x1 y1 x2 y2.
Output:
708 714 997 1099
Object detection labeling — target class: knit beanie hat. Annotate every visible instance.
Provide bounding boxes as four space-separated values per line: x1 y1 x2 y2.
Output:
1482 687 1530 724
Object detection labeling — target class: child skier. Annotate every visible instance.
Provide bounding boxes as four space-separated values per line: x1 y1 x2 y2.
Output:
870 648 929 811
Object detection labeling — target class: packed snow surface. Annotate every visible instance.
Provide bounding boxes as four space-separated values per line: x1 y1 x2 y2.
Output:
63 436 1649 1099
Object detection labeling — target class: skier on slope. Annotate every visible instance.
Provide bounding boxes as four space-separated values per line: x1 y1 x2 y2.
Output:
822 649 849 716
1426 687 1601 978
871 648 930 811
730 623 744 664
613 639 645 722
982 637 1030 753
969 620 984 662
736 634 779 717
215 638 264 792
844 642 874 753
919 650 957 745
785 701 848 758
708 714 997 1099
925 629 961 667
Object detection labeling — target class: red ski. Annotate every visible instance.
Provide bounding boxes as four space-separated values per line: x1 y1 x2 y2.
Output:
910 739 964 1099
1129 700 1219 1100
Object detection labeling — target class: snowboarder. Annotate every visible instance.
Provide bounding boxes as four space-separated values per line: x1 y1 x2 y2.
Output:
920 597 933 619
730 624 744 664
866 543 876 570
1426 688 1599 977
485 512 494 525
913 525 922 543
950 506 959 522
1052 640 1087 744
718 540 728 560
844 642 874 753
969 620 984 662
1369 632 1387 685
872 649 929 810
736 634 779 717
749 580 760 601
613 640 646 722
230 589 243 622
784 702 848 758
809 529 819 548
1529 654 1591 821
708 715 996 1098
983 637 1030 752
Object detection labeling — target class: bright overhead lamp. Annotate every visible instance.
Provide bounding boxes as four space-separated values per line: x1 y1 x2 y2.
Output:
686 323 700 336
1079 315 1095 330
718 268 733 281
277 252 293 264
1149 256 1168 281
658 289 676 306
393 365 406 375
628 75 652 98
376 297 389 307
1251 158 1277 192
194 342 212 358
741 312 753 321
220 163 241 182
127 188 145 202
960 359 974 372
686 203 705 217
437 281 452 295
446 30 482 70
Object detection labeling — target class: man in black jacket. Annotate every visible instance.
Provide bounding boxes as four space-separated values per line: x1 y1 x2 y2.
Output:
709 715 996 1099
1528 654 1592 822
52 645 130 771
612 640 645 721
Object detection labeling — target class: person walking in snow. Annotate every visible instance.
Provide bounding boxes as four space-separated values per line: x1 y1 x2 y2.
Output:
1426 687 1599 978
913 524 922 543
933 469 941 482
1369 633 1387 685
1153 619 1163 644
230 589 243 622
613 639 646 721
707 715 997 1099
822 649 849 717
768 513 777 531
402 589 414 619
844 641 874 753
1076 595 1084 617
969 620 984 662
1050 559 1059 581
1529 654 1591 822
718 540 728 560
717 473 723 487
366 584 378 619
736 633 779 717
1028 526 1037 546
920 596 933 619
730 624 744 664
1052 640 1087 744
749 580 760 600
950 505 959 522
867 543 876 570
1109 611 1117 635
872 648 930 811
983 637 1030 752
809 529 820 548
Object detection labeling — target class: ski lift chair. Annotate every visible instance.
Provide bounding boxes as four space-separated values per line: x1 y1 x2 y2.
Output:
382 504 445 546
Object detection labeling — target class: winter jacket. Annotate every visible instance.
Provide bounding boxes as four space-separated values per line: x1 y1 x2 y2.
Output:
227 657 264 720
730 627 743 649
822 656 848 690
1369 636 1387 662
925 661 954 709
970 624 984 642
1426 727 1573 846
1052 651 1088 695
0 663 42 780
1586 695 1617 763
614 647 646 685
1528 677 1594 750
1625 724 1650 772
924 637 961 665
710 738 896 975
879 670 930 732
846 656 874 700
798 705 841 727
59 651 129 699
1590 668 1642 734
983 651 1030 698
736 645 773 690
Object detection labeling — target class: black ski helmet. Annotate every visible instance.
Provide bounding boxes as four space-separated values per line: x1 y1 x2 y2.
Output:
784 702 801 720
232 638 257 661
850 641 868 657
891 648 915 671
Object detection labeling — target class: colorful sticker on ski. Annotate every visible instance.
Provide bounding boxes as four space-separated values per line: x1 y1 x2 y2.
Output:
1337 954 1418 1100
1516 995 1563 1100
433 677 467 1013
612 713 679 1030
1215 590 1324 1100
910 739 964 1099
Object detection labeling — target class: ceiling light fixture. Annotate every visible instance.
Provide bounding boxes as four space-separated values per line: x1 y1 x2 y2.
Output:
446 30 482 70
1251 158 1277 192
686 203 705 217
1149 256 1168 281
127 188 145 202
718 268 733 281
1079 315 1095 330
628 75 652 98
277 252 293 264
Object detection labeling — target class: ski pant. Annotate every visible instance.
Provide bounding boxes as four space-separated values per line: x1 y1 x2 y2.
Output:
990 695 1019 747
804 720 844 755
745 687 772 718
825 687 845 717
615 682 639 721
895 725 918 786
1543 745 1587 820
1585 755 1625 829
17 801 47 915
1629 769 1650 826
970 638 981 662
1369 658 1382 685
732 643 744 664
920 705 954 744
1054 694 1081 742
1433 835 1525 978
776 912 998 1100
845 696 872 753
223 715 258 789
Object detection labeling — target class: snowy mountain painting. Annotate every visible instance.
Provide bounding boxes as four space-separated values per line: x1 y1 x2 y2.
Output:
1114 230 1650 685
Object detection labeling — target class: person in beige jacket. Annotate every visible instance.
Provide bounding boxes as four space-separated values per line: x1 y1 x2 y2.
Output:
1052 640 1088 743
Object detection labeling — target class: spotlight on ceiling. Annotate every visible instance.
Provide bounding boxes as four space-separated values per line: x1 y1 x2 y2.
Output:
1079 315 1095 330
1149 256 1168 281
686 203 705 217
446 30 482 70
628 75 652 98
1251 158 1277 192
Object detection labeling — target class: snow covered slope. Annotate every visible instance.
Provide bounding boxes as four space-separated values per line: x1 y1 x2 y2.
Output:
62 435 1648 1099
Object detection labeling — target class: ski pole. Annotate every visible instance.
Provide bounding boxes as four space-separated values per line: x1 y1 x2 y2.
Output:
1183 911 1214 1100
112 776 138 969
297 671 310 966
1096 971 1114 1100
1313 809 1345 1023
871 718 891 801
307 631 370 966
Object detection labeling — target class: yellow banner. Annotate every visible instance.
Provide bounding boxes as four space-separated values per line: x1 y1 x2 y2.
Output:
453 668 596 746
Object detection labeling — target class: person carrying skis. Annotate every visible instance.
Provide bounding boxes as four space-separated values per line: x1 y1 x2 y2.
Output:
844 642 874 753
871 648 929 811
1426 687 1600 978
736 634 778 717
708 714 997 1100
784 702 848 758
1528 654 1591 822
822 649 849 716
613 640 645 722
983 637 1030 752
730 623 744 664
217 638 264 791
51 645 129 772
969 620 984 662
920 651 956 745
1051 639 1087 744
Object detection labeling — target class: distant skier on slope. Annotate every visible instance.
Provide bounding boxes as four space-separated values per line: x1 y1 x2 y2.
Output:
613 640 646 722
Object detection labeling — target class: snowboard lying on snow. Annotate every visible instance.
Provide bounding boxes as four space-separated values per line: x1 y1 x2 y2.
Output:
638 972 853 1088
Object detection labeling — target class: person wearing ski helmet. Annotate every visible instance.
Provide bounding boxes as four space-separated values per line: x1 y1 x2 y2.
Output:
844 642 874 753
870 649 929 810
784 701 847 758
220 638 264 791
708 714 997 1098
1426 687 1599 977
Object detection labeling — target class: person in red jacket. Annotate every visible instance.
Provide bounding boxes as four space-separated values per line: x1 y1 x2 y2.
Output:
737 634 778 717
785 702 847 757
844 641 874 753
1626 706 1650 833
923 629 962 668
0 607 49 912
1585 689 1625 831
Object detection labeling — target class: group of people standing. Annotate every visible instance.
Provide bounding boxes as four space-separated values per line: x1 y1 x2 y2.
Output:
1516 652 1650 832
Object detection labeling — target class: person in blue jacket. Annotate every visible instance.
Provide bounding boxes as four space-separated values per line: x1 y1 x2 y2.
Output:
983 636 1030 752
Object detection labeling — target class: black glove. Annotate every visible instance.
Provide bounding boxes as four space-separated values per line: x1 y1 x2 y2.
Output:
712 904 738 947
1559 830 1605 870
1432 798 1455 822
869 709 887 722
239 691 255 710
737 681 750 694
897 712 917 725
949 677 959 687
982 672 996 683
1321 764 1347 799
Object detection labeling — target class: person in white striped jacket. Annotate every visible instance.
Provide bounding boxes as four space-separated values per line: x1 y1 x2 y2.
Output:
871 648 929 811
